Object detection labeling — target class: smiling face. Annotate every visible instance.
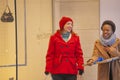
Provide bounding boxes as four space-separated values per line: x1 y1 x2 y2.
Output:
62 21 73 33
102 24 113 39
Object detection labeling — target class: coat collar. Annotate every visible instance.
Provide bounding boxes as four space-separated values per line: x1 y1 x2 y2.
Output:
54 30 77 37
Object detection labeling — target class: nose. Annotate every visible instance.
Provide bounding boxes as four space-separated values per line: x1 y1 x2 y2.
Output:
69 24 73 27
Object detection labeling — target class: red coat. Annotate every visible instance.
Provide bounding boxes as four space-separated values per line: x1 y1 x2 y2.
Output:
45 30 84 74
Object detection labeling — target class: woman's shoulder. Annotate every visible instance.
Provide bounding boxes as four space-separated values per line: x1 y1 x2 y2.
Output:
50 30 60 37
49 30 61 40
94 39 100 43
72 32 79 37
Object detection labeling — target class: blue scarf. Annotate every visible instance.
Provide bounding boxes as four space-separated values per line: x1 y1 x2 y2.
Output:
62 32 70 41
100 34 116 46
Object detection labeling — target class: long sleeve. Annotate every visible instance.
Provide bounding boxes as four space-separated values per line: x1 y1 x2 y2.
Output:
45 36 55 72
75 36 84 70
91 42 100 61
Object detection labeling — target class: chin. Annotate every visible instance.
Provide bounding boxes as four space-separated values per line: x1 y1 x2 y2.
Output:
104 36 110 39
67 30 71 32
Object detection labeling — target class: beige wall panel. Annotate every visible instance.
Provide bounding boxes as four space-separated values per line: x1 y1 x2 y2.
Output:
18 0 52 80
75 29 99 58
77 58 97 80
60 0 99 29
53 0 99 31
82 57 97 80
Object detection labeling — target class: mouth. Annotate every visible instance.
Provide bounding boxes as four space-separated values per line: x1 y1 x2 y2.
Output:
103 33 110 39
104 33 108 36
67 27 72 30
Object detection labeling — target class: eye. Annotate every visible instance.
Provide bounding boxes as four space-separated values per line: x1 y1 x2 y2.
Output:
66 21 73 26
103 29 110 32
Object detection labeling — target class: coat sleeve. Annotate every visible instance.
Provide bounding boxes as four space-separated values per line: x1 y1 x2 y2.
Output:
75 36 84 70
45 35 55 72
91 41 100 61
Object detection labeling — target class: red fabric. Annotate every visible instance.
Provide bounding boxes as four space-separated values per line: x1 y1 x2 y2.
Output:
45 30 84 74
59 16 73 30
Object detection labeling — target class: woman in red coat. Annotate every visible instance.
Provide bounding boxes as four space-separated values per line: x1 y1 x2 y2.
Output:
45 16 84 80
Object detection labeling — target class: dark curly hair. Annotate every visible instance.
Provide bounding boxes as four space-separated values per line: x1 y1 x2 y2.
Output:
101 20 116 33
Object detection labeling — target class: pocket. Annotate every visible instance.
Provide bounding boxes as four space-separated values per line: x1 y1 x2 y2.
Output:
69 58 77 69
53 57 61 68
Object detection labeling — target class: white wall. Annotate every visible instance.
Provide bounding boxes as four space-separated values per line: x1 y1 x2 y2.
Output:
100 0 120 38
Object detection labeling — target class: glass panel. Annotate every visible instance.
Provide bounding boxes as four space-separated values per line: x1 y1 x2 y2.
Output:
0 0 27 80
0 0 16 80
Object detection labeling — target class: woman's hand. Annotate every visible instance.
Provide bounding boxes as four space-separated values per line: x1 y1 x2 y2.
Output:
87 59 94 66
109 46 120 56
103 46 110 52
79 69 84 75
104 46 119 57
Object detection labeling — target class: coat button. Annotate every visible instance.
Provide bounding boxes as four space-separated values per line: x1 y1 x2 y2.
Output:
60 45 64 48
66 59 69 62
66 45 69 48
66 52 69 54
